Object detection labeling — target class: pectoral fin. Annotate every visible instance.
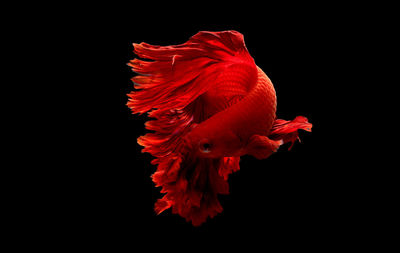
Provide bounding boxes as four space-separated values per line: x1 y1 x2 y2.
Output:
245 135 283 160
269 116 312 150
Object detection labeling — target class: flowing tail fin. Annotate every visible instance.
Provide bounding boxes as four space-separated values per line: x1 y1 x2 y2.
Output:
268 116 312 150
127 31 253 225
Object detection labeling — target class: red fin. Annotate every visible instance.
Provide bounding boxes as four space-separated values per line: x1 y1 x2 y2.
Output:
127 30 256 114
152 142 230 226
128 31 257 159
268 116 312 150
136 109 195 158
154 196 172 215
219 157 241 180
127 31 258 226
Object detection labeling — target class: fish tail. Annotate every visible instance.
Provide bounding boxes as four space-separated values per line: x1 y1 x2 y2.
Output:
268 116 312 150
152 141 240 226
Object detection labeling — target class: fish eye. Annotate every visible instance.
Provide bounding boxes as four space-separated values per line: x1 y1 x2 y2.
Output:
199 139 212 153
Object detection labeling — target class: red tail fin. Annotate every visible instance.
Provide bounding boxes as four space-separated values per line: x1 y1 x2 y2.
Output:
269 116 312 150
127 31 256 225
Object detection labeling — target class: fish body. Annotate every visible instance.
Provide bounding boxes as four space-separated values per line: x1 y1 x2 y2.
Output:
127 30 312 226
186 66 278 159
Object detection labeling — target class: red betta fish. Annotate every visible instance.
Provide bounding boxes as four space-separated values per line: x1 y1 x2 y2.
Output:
127 30 312 226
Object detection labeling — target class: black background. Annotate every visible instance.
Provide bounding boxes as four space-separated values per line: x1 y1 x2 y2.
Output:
25 4 386 249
